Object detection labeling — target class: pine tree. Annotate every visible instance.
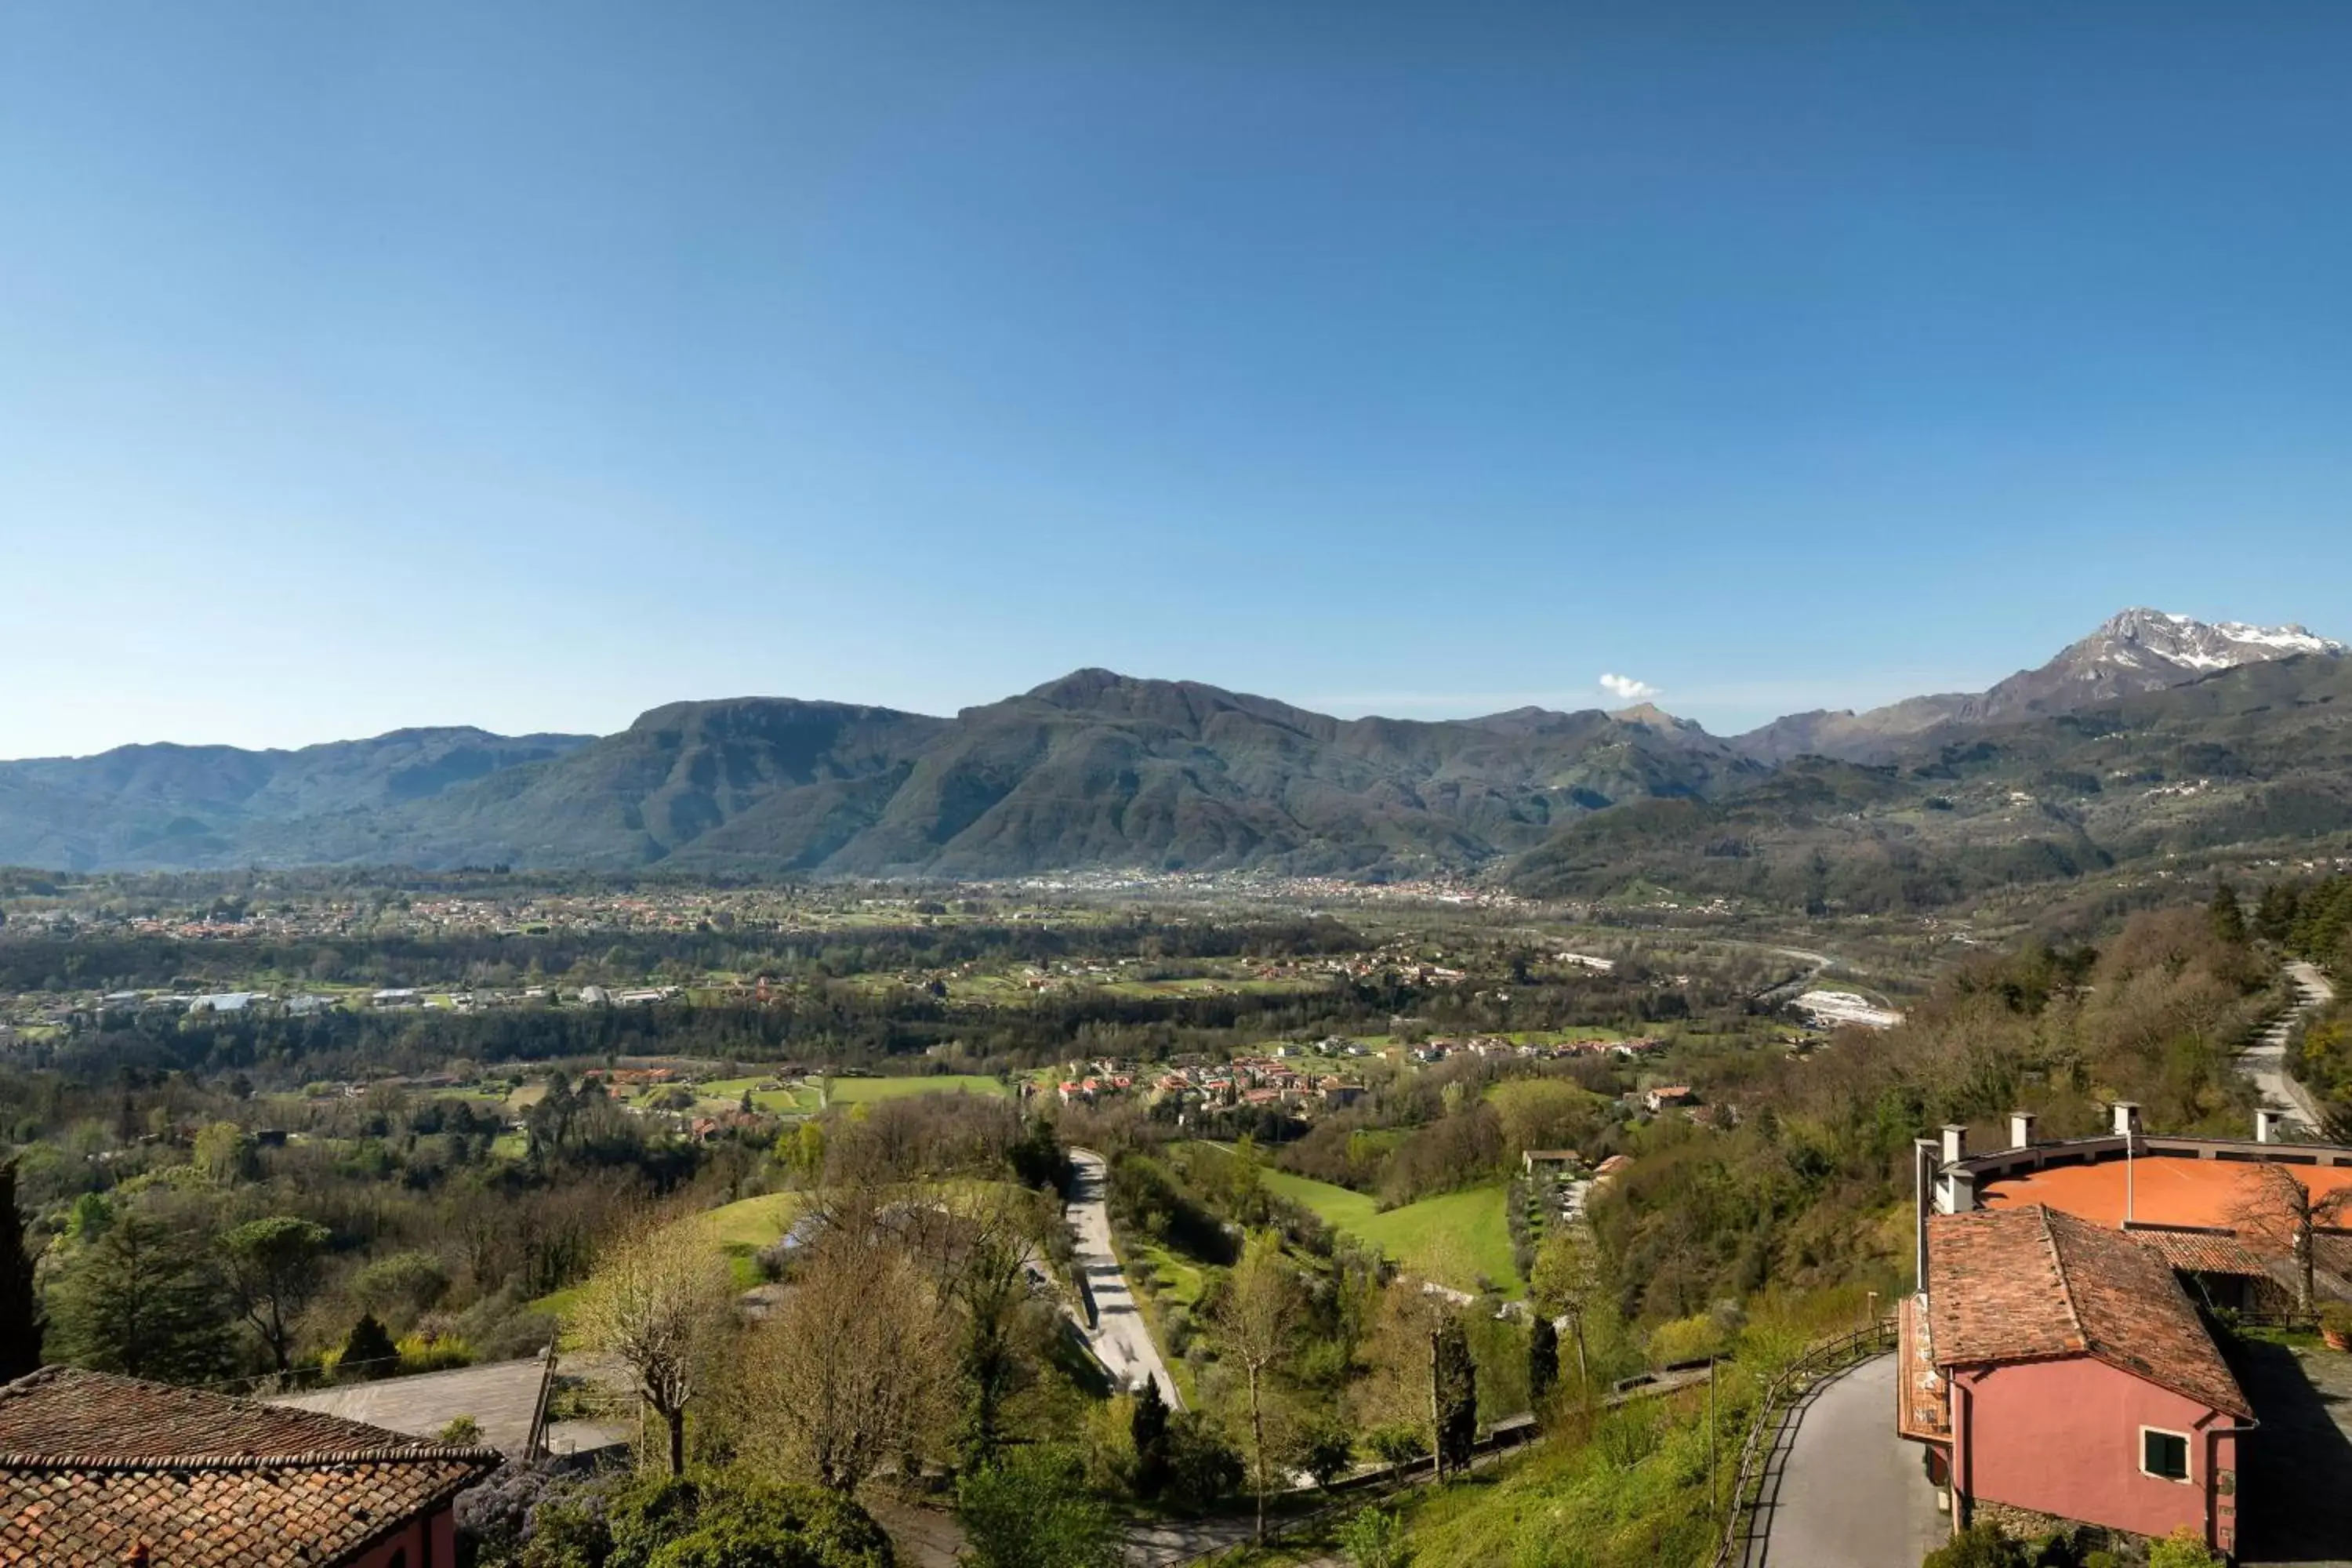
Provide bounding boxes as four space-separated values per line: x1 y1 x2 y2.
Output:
1431 1316 1477 1481
0 1163 43 1382
1526 1314 1559 1408
49 1210 234 1384
1131 1376 1171 1500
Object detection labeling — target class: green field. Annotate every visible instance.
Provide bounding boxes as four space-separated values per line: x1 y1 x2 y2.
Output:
695 1076 819 1112
1258 1167 1520 1295
822 1073 1009 1104
532 1190 804 1320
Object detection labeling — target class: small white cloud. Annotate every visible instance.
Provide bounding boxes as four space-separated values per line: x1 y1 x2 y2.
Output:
1599 673 1659 703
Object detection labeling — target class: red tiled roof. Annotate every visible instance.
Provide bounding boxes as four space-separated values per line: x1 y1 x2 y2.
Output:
0 1367 501 1566
2128 1227 2275 1278
1927 1207 2249 1417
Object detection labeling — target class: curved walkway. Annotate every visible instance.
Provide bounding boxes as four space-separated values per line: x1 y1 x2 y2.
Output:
1742 1352 1944 1567
2242 961 2336 1133
1067 1147 1183 1409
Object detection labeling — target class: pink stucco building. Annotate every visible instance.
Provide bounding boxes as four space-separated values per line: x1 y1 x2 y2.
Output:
1901 1204 2252 1554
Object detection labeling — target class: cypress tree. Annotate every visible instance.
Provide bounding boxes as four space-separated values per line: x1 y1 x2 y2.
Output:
1526 1314 1559 1408
0 1162 42 1382
2211 883 2249 945
340 1312 398 1377
1432 1317 1477 1480
1131 1375 1171 1499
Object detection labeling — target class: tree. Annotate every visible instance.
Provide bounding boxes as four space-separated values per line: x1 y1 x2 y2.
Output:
956 1446 1122 1568
48 1209 235 1383
738 1207 953 1491
192 1121 253 1185
1431 1316 1476 1481
219 1216 331 1374
2256 882 2303 945
1530 1229 1599 1390
924 1189 1044 1474
0 1162 43 1381
340 1312 398 1376
2210 884 2249 946
581 1472 898 1568
572 1215 739 1475
350 1250 451 1325
1298 1416 1354 1491
1130 1374 1171 1500
2233 1161 2352 1312
1337 1505 1409 1568
1526 1314 1559 1407
1213 1230 1305 1541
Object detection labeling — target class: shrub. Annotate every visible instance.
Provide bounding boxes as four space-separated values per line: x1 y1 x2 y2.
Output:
2147 1527 2224 1568
1923 1521 2028 1568
1338 1505 1409 1568
956 1446 1121 1568
438 1414 484 1446
1161 1411 1243 1514
397 1330 474 1373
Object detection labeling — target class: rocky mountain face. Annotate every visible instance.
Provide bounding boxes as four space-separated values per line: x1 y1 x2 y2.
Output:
1733 609 2345 764
3 611 2346 906
1980 608 2343 713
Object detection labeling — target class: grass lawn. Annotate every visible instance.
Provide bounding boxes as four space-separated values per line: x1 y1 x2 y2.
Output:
695 1076 811 1113
532 1190 804 1321
823 1074 1009 1104
1257 1167 1520 1295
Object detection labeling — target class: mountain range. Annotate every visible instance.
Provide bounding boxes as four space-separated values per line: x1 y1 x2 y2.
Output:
4 609 2347 909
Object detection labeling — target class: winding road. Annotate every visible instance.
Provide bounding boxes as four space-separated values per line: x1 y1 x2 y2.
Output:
1066 1148 1183 1410
2241 961 2337 1134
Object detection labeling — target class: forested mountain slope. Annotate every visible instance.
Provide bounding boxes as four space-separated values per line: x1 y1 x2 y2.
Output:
5 612 2348 898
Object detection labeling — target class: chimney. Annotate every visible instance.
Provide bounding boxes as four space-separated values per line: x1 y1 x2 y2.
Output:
2256 1107 2285 1145
2009 1112 2037 1151
1940 1123 1967 1165
2111 1102 2140 1138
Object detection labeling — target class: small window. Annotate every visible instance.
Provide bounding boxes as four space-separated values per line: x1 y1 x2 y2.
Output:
2143 1428 2190 1483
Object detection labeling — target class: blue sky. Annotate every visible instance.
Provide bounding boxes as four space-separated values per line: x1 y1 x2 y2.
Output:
5 2 2350 757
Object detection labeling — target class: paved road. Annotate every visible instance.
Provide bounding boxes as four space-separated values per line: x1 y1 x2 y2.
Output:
1743 1353 1945 1568
269 1355 550 1457
2242 962 2336 1133
1068 1147 1183 1409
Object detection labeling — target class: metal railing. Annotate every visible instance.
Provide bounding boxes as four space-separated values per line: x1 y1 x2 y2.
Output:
1711 1317 1897 1568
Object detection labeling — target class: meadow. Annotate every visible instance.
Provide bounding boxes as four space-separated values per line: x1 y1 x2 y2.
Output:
1255 1166 1521 1294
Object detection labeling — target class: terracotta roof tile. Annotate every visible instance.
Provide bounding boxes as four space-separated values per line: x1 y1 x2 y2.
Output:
1927 1206 2249 1418
0 1368 501 1566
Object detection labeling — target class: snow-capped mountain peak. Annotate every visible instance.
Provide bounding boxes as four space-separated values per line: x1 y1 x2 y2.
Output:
2089 608 2343 674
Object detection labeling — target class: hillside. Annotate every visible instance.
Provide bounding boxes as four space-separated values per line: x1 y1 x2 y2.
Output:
1733 607 2345 763
249 672 1759 878
1515 651 2352 909
5 612 2349 902
0 728 590 871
